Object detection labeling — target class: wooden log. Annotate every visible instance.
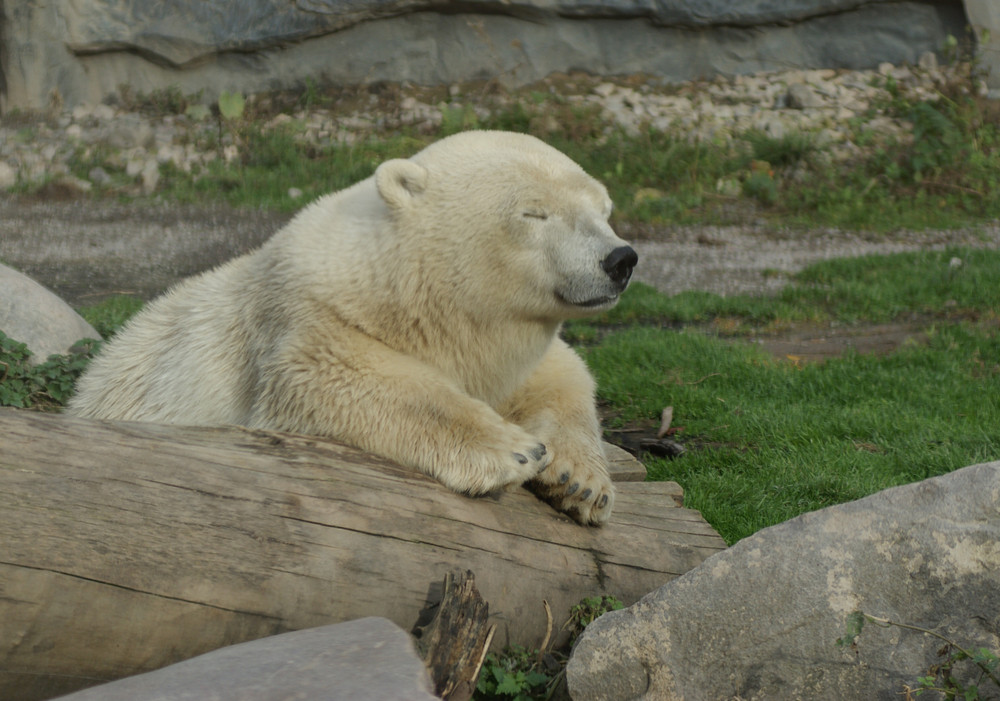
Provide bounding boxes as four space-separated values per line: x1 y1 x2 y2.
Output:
0 408 725 700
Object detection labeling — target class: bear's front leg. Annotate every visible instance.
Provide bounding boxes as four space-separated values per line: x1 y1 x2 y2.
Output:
500 338 614 526
249 328 552 497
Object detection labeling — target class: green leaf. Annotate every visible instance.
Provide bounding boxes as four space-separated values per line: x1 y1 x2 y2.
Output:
836 611 867 647
523 671 550 687
218 90 245 121
495 671 525 695
185 103 211 121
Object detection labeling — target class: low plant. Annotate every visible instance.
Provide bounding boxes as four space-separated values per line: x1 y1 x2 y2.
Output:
0 332 101 409
475 595 624 700
77 295 144 339
837 610 1000 699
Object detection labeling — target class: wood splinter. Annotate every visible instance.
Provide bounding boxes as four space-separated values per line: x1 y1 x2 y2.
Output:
414 570 495 701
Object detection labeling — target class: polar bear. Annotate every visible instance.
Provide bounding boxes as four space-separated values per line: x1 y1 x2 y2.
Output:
69 130 637 525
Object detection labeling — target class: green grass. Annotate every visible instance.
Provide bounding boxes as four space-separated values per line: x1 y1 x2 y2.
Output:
77 295 145 339
572 248 1000 544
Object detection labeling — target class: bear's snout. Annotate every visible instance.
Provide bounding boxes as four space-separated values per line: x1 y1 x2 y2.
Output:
601 245 638 289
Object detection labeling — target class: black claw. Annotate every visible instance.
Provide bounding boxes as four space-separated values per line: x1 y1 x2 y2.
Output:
529 444 547 461
559 472 570 484
514 453 528 464
566 483 580 496
581 488 593 500
599 494 609 508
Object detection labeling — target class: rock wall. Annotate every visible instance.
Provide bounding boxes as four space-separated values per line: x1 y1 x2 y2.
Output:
0 1 974 111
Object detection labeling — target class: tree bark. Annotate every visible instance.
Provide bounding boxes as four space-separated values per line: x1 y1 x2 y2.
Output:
0 408 725 700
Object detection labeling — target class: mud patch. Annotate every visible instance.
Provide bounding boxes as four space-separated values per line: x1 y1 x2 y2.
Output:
747 321 931 364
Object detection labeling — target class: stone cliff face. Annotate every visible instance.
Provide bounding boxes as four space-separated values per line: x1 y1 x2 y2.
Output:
0 0 974 110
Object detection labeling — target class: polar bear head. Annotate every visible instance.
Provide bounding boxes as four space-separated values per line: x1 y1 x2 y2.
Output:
372 131 637 321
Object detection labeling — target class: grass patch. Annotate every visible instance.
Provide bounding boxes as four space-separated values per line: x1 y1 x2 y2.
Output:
78 295 145 339
572 247 1000 544
118 58 1000 231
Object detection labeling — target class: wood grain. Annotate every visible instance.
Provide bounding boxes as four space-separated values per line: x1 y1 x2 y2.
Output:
0 408 725 700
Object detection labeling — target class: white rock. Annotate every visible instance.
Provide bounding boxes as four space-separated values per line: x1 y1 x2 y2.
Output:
88 166 112 186
593 82 616 98
92 104 115 121
141 160 160 194
126 158 145 178
0 161 17 189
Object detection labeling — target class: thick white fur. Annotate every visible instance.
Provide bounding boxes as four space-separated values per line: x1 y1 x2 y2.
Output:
69 131 633 525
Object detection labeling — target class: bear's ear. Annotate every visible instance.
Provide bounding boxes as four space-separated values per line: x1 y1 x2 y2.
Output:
375 159 428 209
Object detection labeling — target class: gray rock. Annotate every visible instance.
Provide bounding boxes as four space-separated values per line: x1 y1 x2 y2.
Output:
0 0 966 110
786 82 824 109
102 113 154 149
56 617 438 701
56 0 961 67
0 264 100 361
966 0 1000 97
87 166 112 185
567 462 1000 701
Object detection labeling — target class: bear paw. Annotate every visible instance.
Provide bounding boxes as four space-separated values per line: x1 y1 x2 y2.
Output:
529 451 615 526
451 431 552 497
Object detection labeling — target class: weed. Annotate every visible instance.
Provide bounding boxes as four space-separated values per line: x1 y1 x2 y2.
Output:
744 129 817 168
475 595 624 700
77 295 144 339
476 644 554 701
565 596 625 644
838 611 1000 699
0 332 101 409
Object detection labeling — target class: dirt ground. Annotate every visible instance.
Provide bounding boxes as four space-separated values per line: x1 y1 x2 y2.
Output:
2 194 998 362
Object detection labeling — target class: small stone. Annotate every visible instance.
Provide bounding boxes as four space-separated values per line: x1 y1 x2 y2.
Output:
53 175 92 194
593 82 616 98
92 104 115 121
105 115 153 149
88 166 112 186
0 161 17 189
141 160 160 194
288 187 303 199
918 51 938 72
125 157 146 178
71 104 92 122
786 83 823 110
715 177 741 197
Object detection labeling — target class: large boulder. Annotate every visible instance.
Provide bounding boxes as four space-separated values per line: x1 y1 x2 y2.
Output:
567 462 1000 701
0 264 99 361
55 618 438 701
1 0 966 110
966 0 1000 97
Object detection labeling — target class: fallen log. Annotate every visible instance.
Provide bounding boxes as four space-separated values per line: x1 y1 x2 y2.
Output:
0 408 725 700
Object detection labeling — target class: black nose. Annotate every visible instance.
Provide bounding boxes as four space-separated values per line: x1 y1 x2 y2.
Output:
602 245 638 288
